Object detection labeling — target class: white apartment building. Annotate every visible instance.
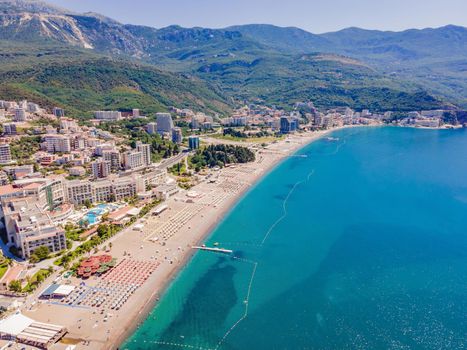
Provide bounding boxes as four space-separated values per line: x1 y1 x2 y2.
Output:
94 111 122 121
123 150 144 170
0 144 12 164
102 150 121 171
3 165 34 179
59 117 78 132
53 107 65 117
3 123 17 135
14 108 26 122
146 122 157 135
71 136 87 151
171 127 183 144
136 142 151 166
91 159 111 179
156 113 174 134
43 135 71 153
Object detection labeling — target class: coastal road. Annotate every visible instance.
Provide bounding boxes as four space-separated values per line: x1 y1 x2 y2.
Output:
157 150 193 170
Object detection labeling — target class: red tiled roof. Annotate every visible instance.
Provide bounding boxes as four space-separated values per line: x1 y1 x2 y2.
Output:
108 206 132 221
0 185 17 196
77 255 113 277
79 227 98 239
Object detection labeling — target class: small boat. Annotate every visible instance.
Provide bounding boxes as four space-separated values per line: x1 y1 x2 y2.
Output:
213 242 220 246
325 137 339 142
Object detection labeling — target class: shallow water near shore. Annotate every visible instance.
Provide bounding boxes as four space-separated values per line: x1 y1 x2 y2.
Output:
123 127 467 350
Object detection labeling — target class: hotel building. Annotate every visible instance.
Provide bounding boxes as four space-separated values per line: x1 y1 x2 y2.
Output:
2 199 67 258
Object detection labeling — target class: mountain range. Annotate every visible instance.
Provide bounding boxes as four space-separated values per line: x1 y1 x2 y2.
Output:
0 0 465 117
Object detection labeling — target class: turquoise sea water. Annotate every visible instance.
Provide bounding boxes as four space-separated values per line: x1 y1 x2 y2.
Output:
123 127 467 350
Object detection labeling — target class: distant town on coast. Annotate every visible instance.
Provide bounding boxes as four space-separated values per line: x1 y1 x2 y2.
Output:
0 0 466 349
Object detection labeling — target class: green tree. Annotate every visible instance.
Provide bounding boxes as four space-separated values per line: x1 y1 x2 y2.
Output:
97 224 110 238
36 273 45 284
9 280 22 292
32 246 50 261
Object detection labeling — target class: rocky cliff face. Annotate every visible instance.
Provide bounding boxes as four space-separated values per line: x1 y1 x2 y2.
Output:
0 0 248 59
0 0 149 56
0 12 94 48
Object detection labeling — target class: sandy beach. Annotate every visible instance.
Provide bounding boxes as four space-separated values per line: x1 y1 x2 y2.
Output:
20 128 342 350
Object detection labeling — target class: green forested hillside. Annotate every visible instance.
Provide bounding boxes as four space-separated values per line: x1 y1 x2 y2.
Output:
0 42 232 117
0 1 464 112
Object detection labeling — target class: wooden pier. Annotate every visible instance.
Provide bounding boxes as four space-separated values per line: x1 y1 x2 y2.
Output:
192 246 233 254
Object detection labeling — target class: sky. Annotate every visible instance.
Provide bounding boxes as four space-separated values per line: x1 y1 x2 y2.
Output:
46 0 467 33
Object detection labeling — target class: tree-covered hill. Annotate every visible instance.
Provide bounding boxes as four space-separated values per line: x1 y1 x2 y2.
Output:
0 0 464 112
0 42 232 117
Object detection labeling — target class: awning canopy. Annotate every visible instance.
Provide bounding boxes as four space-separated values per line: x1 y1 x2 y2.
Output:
0 313 34 336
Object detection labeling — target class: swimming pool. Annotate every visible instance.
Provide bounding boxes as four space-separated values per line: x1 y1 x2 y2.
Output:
80 203 120 226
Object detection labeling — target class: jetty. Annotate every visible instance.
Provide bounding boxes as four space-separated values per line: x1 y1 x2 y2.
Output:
192 246 233 254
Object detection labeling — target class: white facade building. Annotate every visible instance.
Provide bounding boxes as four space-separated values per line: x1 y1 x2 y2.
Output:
94 111 122 121
0 144 12 164
156 113 174 134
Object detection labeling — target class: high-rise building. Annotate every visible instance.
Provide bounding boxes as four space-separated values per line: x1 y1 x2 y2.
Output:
123 151 144 170
14 108 26 122
44 135 71 153
190 117 200 129
3 123 17 135
102 150 121 171
171 127 183 144
280 117 298 134
0 144 12 164
71 136 87 151
146 122 157 135
136 142 152 166
188 136 200 150
156 113 174 135
91 159 111 179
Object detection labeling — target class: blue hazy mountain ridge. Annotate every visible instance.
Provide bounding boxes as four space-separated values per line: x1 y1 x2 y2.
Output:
124 127 467 349
0 0 465 110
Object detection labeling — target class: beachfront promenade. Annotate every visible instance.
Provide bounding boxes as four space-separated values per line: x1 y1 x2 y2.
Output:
18 131 332 350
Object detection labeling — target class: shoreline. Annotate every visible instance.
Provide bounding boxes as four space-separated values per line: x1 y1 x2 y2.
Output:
112 126 351 350
20 126 354 350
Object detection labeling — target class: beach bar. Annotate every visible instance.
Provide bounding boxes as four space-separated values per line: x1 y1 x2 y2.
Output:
40 284 75 299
